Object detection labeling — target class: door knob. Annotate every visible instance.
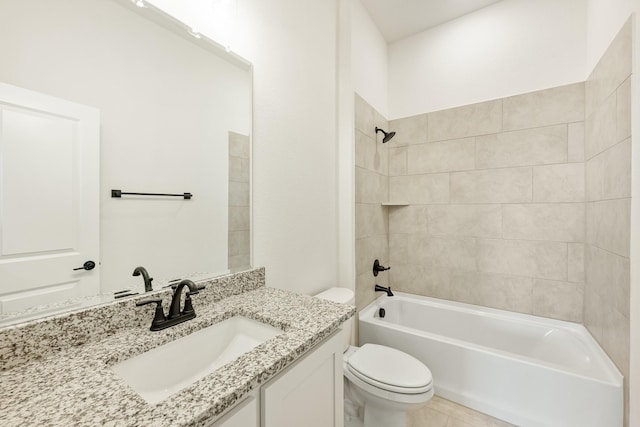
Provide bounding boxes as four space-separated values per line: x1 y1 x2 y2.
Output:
73 261 96 271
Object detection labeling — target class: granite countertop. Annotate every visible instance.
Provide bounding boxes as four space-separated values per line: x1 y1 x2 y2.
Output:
0 286 354 426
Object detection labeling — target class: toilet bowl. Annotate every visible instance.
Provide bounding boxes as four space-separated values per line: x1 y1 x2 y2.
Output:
314 288 434 427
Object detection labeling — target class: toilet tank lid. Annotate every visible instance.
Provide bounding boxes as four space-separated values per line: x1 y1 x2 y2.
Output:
315 287 354 305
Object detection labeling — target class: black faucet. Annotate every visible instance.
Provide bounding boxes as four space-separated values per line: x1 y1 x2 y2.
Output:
374 284 394 296
133 266 153 292
168 279 200 319
136 280 203 331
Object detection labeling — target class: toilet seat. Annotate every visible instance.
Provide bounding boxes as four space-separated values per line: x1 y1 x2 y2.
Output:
344 344 433 404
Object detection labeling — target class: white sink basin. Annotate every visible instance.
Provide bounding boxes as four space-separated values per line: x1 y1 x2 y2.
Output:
111 316 283 404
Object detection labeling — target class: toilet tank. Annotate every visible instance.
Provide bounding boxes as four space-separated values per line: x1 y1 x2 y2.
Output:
314 287 354 352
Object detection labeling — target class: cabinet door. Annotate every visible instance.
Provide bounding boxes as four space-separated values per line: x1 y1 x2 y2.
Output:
208 395 258 427
262 331 343 427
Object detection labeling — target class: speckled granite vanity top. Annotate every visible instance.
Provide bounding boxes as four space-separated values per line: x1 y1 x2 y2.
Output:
0 268 355 426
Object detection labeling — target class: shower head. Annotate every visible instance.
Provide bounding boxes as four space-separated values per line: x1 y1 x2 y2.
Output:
375 127 396 143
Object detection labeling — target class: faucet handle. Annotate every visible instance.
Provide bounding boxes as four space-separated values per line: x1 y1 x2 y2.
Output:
135 298 162 307
373 259 391 277
136 299 166 328
168 282 205 292
183 294 196 315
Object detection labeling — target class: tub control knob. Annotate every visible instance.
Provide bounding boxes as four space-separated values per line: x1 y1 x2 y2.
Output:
373 259 390 277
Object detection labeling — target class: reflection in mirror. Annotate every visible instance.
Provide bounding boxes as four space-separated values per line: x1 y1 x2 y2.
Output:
0 0 252 325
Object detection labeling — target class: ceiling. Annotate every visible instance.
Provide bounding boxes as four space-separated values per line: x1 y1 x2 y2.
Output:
360 0 503 43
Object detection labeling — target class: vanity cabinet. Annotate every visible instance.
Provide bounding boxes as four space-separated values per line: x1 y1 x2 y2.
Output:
208 330 343 427
209 395 259 427
261 330 343 427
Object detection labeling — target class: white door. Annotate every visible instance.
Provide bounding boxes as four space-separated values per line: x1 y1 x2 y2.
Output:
0 82 99 314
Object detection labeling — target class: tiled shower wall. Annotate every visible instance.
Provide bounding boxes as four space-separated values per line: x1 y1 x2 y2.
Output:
583 20 631 424
228 131 251 269
386 83 586 322
354 17 632 425
354 95 390 312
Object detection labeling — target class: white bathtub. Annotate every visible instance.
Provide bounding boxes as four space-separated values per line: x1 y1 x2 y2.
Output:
358 292 623 427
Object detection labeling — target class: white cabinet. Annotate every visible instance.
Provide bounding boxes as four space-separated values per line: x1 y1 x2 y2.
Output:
207 330 343 427
261 331 343 427
208 395 259 427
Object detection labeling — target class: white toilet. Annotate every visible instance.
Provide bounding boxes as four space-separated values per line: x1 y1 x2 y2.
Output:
315 288 433 427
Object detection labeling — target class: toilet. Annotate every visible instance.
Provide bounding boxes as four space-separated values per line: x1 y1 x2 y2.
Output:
315 288 433 427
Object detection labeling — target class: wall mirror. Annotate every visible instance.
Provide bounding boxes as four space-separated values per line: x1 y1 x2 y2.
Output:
0 0 252 325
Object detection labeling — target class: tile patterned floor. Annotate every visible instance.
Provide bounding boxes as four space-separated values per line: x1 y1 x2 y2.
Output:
408 396 516 427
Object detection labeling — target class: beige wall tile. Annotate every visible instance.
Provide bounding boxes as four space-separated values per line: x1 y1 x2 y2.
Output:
408 235 476 271
450 271 533 314
476 125 567 169
451 167 532 204
408 138 475 174
477 239 567 281
355 235 388 277
428 204 502 238
602 308 630 378
428 99 502 142
503 203 584 242
586 19 632 117
532 280 583 322
229 131 250 158
617 77 631 142
355 93 375 139
374 143 390 176
388 175 412 203
601 310 630 387
389 205 429 234
568 122 585 162
228 230 250 256
586 198 630 257
582 22 632 400
229 206 250 231
389 174 450 204
356 270 377 312
229 156 250 182
503 83 584 131
228 254 250 269
229 181 250 207
389 146 408 176
389 113 428 146
373 109 389 143
393 265 451 300
533 163 585 203
355 203 388 239
355 130 374 169
355 167 388 204
585 93 617 159
583 285 604 342
585 244 630 318
586 139 631 201
568 243 585 283
389 233 408 265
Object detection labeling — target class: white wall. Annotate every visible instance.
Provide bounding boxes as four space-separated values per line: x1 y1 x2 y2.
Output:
388 0 587 118
337 0 356 294
121 0 342 296
587 2 640 425
351 0 388 118
587 0 638 71
233 0 340 295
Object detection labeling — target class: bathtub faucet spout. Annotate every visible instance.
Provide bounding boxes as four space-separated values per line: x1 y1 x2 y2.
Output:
374 284 394 296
